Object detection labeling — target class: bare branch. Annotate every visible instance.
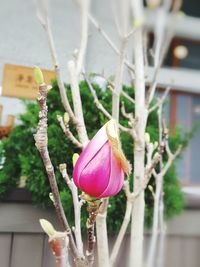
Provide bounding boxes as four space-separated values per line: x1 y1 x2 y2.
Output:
160 145 182 177
57 115 83 149
88 14 135 72
76 0 90 75
40 219 71 267
148 86 171 114
36 1 77 125
84 74 132 133
110 199 132 266
112 37 128 122
96 198 109 267
84 199 101 267
68 61 89 145
108 83 135 104
59 164 84 257
34 83 85 265
146 2 181 106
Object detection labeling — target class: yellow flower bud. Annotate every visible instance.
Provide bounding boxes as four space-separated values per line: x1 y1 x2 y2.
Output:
64 112 70 125
72 153 79 167
34 67 44 85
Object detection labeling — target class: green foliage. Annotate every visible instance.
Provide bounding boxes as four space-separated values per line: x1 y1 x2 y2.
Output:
0 80 185 233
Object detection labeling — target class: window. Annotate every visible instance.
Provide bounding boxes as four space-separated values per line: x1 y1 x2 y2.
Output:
171 92 200 185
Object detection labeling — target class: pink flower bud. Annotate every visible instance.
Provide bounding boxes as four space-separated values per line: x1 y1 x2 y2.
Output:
73 120 131 198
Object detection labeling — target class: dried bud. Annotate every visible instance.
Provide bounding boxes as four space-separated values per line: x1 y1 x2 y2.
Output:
34 67 44 85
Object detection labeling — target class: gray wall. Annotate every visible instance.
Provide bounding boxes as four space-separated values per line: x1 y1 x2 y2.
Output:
0 203 200 267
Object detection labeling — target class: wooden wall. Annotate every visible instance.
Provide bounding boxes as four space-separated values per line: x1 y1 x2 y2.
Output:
0 203 199 267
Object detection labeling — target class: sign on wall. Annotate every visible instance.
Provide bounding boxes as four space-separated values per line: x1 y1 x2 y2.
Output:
2 64 55 100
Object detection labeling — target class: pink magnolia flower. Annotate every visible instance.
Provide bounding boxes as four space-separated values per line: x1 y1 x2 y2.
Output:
73 120 130 198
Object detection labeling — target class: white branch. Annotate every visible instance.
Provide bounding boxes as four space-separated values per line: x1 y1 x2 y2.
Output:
59 164 84 258
148 86 171 113
112 37 128 121
84 75 132 134
36 1 77 125
68 61 89 145
96 198 110 267
110 200 132 266
108 83 135 104
76 0 90 75
129 1 146 267
88 14 135 72
57 115 83 149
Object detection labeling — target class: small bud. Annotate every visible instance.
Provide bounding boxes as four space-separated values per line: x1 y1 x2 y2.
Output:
153 152 160 160
145 132 150 144
49 193 55 205
133 18 144 28
64 113 70 125
56 115 62 122
148 185 155 197
164 128 169 135
34 67 44 85
40 219 56 237
173 46 188 60
72 153 79 167
154 141 158 149
40 219 68 245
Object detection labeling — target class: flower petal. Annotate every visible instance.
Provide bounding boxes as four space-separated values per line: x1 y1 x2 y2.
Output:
98 150 124 198
76 142 111 197
73 124 108 186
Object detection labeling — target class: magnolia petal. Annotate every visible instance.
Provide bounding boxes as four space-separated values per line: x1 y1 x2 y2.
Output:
73 124 108 184
76 142 111 197
98 150 124 198
106 120 131 175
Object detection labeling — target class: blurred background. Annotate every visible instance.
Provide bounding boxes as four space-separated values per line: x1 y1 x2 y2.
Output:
0 0 200 267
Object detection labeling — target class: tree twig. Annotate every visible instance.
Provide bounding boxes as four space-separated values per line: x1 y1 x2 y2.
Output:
76 0 90 75
36 2 77 125
84 74 132 133
88 14 135 72
40 219 71 267
34 83 86 266
85 199 101 267
57 115 83 149
148 86 171 114
68 61 89 145
59 164 84 258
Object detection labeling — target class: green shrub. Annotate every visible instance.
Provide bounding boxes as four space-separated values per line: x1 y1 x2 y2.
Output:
0 80 185 232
